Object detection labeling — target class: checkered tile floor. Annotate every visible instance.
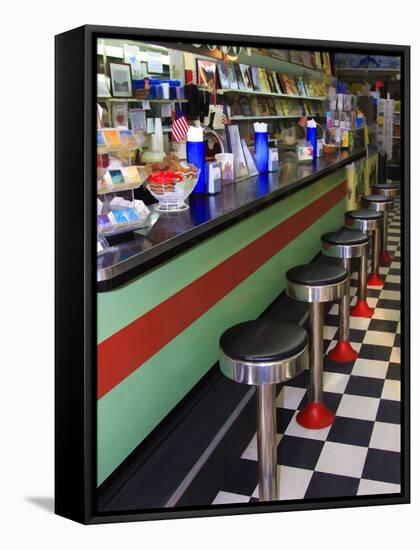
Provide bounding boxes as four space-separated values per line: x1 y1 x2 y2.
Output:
212 199 401 505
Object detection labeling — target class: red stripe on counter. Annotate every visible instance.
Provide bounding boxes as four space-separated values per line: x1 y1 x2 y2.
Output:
97 181 346 398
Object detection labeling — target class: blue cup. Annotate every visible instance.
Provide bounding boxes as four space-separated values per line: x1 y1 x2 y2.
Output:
187 141 206 194
255 131 269 173
307 126 317 159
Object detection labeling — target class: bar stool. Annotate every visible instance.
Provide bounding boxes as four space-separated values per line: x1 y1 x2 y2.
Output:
345 209 384 287
321 229 370 361
286 263 348 429
219 319 308 502
370 186 399 266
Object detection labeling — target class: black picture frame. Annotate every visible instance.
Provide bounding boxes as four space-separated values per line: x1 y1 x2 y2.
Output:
55 24 410 525
108 61 133 98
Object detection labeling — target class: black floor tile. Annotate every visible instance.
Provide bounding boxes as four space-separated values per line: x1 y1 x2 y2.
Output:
284 368 310 389
362 448 401 484
386 363 401 381
327 416 374 447
324 356 355 374
376 399 401 424
345 375 385 399
394 334 401 348
358 343 392 362
368 319 399 333
388 268 401 275
220 458 258 496
349 328 366 343
383 282 401 292
367 289 382 298
305 471 359 498
276 408 295 434
277 436 325 470
376 299 400 311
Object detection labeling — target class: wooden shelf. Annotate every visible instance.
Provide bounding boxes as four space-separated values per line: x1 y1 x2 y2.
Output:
217 88 326 101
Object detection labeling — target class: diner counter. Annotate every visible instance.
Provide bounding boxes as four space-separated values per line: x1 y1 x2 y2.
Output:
97 147 366 291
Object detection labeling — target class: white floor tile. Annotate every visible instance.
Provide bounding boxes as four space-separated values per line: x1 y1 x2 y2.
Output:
363 330 396 347
380 290 400 301
284 411 331 441
323 371 350 394
357 479 400 496
381 379 401 401
390 347 401 363
386 275 400 283
213 491 250 505
252 465 313 501
373 308 400 321
369 421 400 452
349 317 372 331
329 304 339 316
396 322 401 335
276 386 306 410
323 325 338 340
352 358 389 379
315 441 368 478
336 394 380 421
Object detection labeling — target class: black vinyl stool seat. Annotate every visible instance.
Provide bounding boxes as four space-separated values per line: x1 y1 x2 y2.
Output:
372 183 400 200
220 319 308 366
286 263 349 430
287 263 348 302
345 208 385 287
361 193 394 268
321 229 369 362
219 319 308 502
322 229 369 248
346 209 382 221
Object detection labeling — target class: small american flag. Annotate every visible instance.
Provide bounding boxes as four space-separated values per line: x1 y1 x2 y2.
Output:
171 103 189 142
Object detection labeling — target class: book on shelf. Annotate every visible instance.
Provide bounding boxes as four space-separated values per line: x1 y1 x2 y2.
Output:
258 68 270 93
273 98 284 116
239 64 254 91
250 66 262 92
280 98 289 115
250 96 260 116
301 51 314 68
234 64 247 91
239 96 253 116
313 52 323 70
266 98 277 116
296 77 307 97
289 50 303 64
226 63 239 90
258 97 271 116
217 62 231 89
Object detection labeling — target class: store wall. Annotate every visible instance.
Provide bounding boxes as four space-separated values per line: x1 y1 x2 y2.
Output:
96 168 348 485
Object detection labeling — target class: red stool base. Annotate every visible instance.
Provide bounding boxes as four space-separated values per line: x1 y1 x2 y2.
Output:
367 271 385 287
328 340 358 363
296 402 335 430
351 299 374 318
380 250 393 267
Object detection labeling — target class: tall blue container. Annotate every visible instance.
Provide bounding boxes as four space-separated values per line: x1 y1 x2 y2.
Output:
307 126 318 159
187 141 206 194
255 131 269 173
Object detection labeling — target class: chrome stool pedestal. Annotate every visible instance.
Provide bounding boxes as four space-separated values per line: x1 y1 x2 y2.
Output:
368 188 399 266
321 229 369 362
219 319 308 502
345 209 385 288
286 263 348 429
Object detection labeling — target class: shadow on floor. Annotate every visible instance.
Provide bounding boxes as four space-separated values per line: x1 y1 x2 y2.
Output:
25 496 54 514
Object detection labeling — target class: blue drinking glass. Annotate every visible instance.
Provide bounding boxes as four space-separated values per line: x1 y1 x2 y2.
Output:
255 131 269 173
307 126 317 159
187 141 206 194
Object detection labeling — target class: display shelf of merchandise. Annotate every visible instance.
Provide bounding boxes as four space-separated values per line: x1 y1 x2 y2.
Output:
230 114 319 121
235 50 333 81
98 217 151 237
97 145 139 155
97 181 144 195
101 97 187 103
217 88 326 101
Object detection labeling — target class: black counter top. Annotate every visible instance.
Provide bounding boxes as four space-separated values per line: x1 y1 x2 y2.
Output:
97 148 366 291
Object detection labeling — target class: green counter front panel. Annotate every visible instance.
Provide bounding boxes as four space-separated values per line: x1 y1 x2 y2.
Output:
97 169 347 485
